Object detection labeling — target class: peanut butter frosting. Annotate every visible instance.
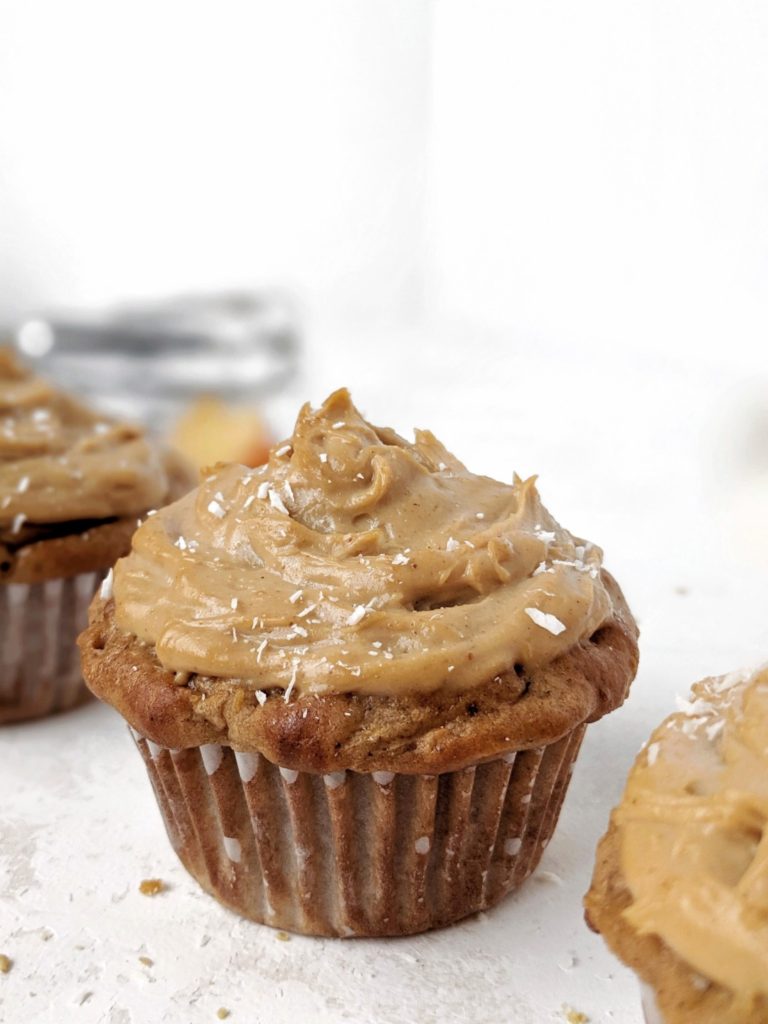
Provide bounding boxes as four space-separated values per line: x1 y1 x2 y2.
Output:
113 388 618 697
616 665 768 1005
0 349 170 539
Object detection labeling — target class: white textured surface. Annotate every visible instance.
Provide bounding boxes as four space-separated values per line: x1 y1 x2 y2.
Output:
2 329 767 1023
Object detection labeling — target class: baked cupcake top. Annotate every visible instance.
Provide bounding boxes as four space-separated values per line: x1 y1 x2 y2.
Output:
82 389 638 770
115 388 616 697
614 664 768 1005
0 349 170 540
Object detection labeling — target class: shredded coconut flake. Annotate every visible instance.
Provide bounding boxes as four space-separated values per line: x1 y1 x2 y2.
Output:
524 607 567 636
347 605 367 626
268 488 289 514
255 690 267 706
207 499 226 518
284 661 299 702
291 624 308 638
392 553 409 566
230 598 238 610
332 420 345 429
16 476 29 493
256 638 268 662
11 513 26 534
100 569 114 600
446 537 460 552
243 495 255 510
319 452 328 463
289 590 303 603
256 481 270 500
274 444 292 457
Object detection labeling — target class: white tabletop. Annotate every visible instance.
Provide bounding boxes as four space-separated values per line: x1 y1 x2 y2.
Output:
2 326 766 1024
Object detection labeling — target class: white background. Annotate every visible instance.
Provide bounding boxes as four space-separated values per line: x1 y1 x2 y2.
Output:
1 4 768 1024
1 1 767 369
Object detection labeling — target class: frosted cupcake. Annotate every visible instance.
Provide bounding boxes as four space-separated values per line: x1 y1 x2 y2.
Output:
0 349 187 723
80 389 638 936
586 665 768 1024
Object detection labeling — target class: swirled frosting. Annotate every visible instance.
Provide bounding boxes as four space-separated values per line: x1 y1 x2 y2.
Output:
113 388 615 696
617 665 768 1002
0 349 170 534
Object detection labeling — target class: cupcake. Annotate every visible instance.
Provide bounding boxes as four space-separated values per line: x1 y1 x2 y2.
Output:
585 665 768 1023
80 388 639 937
0 348 189 724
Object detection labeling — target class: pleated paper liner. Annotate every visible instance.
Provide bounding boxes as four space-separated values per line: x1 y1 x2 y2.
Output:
131 720 587 937
0 571 103 724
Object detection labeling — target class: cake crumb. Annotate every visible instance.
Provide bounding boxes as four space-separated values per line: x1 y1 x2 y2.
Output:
139 878 166 896
0 954 12 974
275 931 291 942
138 955 154 967
562 1007 590 1023
217 1010 231 1020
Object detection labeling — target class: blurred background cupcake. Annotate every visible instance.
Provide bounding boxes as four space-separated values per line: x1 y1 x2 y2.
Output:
585 664 768 1024
0 348 191 723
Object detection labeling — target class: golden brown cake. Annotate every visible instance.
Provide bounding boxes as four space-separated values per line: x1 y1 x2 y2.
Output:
80 388 638 936
0 349 191 724
586 665 768 1024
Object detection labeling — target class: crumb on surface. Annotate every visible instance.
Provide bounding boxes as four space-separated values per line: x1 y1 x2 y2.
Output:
275 931 291 942
139 878 166 896
138 955 154 967
0 954 12 974
562 1007 590 1023
217 1010 231 1020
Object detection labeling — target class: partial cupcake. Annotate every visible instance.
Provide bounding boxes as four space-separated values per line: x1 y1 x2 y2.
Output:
80 388 638 937
585 665 768 1024
0 348 190 724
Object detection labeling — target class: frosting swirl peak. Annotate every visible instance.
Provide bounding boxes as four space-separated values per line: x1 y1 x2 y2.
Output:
113 389 615 696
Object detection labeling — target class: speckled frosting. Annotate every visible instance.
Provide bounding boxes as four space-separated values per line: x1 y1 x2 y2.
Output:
112 389 617 697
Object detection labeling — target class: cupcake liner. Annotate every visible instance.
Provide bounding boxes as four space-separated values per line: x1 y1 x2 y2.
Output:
640 983 665 1024
0 570 103 724
131 720 587 937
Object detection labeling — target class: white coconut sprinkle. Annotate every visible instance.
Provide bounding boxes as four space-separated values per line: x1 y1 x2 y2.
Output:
297 603 317 619
274 444 291 457
256 638 269 662
283 481 295 504
100 568 114 600
524 607 567 635
268 488 289 514
446 537 460 552
646 742 660 767
207 499 226 518
284 660 299 702
291 624 308 638
175 536 187 551
532 561 553 576
332 420 344 429
243 495 255 510
535 528 556 543
16 476 29 493
438 462 447 471
475 512 485 519
255 690 267 706
289 590 303 603
11 513 26 533
347 605 367 626
230 598 238 610
257 481 270 500
392 553 409 566
319 452 328 463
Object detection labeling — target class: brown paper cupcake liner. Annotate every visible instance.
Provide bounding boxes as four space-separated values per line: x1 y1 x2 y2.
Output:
131 720 587 937
0 570 104 724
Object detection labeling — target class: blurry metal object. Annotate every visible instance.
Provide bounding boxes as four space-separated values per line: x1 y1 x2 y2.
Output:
11 290 300 427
